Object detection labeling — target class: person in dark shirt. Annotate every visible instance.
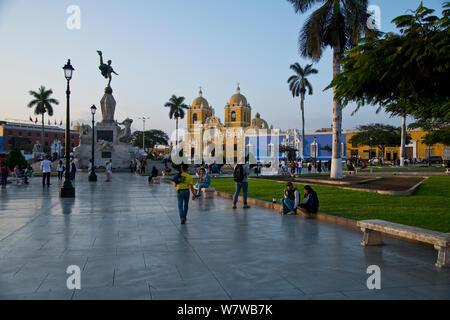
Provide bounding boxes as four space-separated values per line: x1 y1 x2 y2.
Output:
298 185 319 218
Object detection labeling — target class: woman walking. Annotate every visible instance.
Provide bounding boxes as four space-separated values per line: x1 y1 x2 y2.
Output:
1 161 10 189
57 160 65 181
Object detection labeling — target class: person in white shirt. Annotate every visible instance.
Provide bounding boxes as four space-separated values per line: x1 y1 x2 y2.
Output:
105 160 112 182
40 155 52 187
57 160 65 181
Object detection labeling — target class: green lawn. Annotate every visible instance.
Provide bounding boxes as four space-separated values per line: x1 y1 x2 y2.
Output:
359 166 446 172
209 177 450 233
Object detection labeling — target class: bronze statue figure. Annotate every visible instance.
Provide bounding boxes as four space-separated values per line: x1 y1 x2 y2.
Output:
97 50 118 91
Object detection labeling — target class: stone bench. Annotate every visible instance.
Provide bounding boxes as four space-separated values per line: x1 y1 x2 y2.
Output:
197 187 215 199
357 219 450 268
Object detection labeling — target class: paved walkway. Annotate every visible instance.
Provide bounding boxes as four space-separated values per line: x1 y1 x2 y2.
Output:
0 173 448 300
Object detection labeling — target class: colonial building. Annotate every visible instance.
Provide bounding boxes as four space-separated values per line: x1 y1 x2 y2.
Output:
183 85 275 164
0 120 79 155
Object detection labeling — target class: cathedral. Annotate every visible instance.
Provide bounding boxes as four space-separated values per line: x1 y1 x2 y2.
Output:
183 85 273 164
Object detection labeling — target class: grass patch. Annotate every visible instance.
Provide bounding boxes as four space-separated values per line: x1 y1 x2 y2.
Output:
210 177 450 233
360 166 446 172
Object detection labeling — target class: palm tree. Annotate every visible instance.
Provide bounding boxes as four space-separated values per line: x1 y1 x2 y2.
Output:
27 86 59 153
164 95 188 150
287 0 368 179
287 62 318 160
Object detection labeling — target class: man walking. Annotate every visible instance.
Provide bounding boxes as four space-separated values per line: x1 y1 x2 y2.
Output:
40 155 52 187
232 162 251 209
174 164 197 224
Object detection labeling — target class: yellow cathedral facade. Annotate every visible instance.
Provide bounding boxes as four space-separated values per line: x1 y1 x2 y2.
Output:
183 85 272 164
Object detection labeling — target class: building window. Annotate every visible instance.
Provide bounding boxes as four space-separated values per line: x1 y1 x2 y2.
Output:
352 141 358 148
231 111 236 121
193 114 198 123
45 133 48 137
28 132 32 136
18 131 22 136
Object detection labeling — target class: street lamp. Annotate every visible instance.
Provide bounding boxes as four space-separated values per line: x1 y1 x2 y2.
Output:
60 59 75 198
139 117 150 152
313 136 318 168
88 105 97 182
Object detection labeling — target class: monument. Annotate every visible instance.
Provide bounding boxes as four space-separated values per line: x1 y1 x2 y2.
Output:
73 51 135 169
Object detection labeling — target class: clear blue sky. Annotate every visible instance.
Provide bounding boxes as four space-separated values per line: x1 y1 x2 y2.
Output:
0 0 444 134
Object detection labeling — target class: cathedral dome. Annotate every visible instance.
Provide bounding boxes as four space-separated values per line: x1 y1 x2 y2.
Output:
192 88 209 108
229 84 248 106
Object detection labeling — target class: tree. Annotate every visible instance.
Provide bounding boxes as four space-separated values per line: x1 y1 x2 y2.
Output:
287 0 369 179
280 145 298 161
6 148 28 170
287 63 318 159
349 124 411 161
330 2 450 167
164 95 188 150
27 86 59 153
132 129 169 149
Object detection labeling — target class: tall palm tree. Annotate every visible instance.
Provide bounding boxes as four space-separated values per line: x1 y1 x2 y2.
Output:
287 62 318 160
164 95 188 150
27 86 59 153
287 0 368 179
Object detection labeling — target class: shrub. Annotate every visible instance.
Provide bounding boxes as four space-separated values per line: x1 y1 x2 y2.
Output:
6 148 28 170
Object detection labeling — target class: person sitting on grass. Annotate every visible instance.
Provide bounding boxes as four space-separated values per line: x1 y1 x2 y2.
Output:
193 168 211 198
298 185 319 218
281 182 300 215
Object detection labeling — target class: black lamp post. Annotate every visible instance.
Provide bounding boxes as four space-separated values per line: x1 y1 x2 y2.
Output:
88 105 97 182
60 59 75 198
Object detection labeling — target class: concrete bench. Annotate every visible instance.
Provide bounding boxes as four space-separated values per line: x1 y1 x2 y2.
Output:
198 187 215 199
343 170 357 175
357 219 450 268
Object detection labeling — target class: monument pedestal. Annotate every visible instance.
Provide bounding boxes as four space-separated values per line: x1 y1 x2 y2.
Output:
73 92 135 169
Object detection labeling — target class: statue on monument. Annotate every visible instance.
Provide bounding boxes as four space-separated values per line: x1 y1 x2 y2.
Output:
97 50 118 93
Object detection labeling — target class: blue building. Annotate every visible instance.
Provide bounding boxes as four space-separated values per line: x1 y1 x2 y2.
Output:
245 130 347 162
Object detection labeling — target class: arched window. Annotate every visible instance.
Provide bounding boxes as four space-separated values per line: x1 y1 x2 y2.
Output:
231 111 236 121
193 114 198 123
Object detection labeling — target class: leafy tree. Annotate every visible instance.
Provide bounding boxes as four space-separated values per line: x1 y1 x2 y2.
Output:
132 129 169 149
320 144 332 153
330 2 450 166
27 86 59 152
287 63 318 159
287 0 369 179
280 145 297 161
164 95 188 150
418 126 450 147
349 124 411 161
6 148 28 170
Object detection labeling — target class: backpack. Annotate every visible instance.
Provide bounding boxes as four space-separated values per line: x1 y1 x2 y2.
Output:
173 171 182 185
233 164 244 183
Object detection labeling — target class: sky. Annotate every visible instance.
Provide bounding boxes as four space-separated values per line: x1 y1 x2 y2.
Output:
0 0 445 136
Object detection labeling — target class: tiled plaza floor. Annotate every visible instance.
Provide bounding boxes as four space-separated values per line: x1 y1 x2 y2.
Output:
0 173 449 300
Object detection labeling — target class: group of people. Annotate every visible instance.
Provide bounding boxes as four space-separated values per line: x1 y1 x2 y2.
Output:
279 159 330 176
0 161 33 188
170 162 319 225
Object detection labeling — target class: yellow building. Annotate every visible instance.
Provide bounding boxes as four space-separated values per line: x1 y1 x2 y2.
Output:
183 85 273 163
346 129 448 161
